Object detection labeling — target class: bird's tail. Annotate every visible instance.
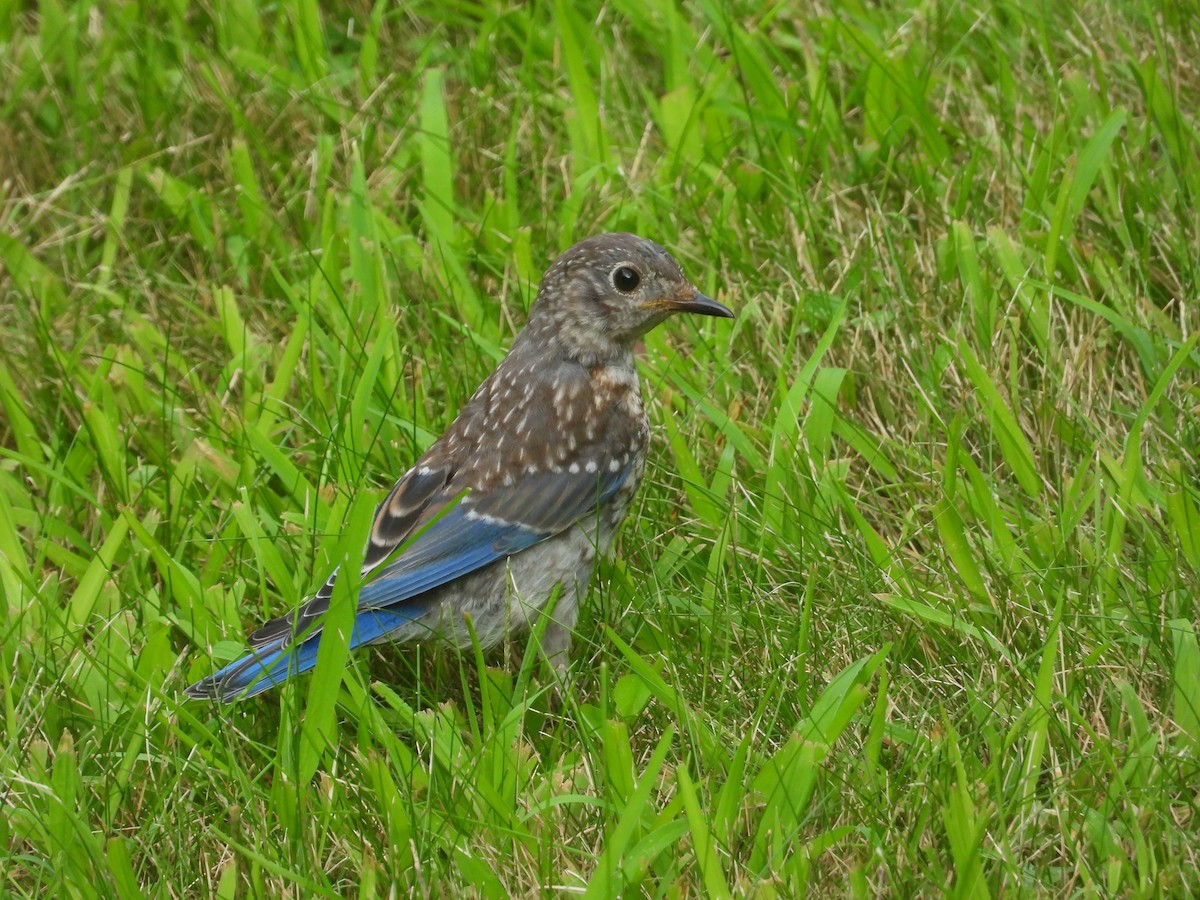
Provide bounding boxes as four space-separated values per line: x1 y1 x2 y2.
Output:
183 607 422 702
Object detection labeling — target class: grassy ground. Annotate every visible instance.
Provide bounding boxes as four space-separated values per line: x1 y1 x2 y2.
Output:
2 0 1199 895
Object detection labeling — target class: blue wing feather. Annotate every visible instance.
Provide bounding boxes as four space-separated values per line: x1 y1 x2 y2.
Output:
357 505 546 607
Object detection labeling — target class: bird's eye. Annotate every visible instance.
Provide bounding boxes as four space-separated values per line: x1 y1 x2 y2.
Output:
611 265 641 294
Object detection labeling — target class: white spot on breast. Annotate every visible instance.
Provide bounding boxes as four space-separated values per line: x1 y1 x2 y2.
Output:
569 462 580 474
585 459 597 473
608 459 620 473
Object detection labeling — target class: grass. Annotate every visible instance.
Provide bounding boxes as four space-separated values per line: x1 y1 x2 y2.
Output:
2 0 1199 895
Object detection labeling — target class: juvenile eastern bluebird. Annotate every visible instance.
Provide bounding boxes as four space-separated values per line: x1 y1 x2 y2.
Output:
185 233 732 701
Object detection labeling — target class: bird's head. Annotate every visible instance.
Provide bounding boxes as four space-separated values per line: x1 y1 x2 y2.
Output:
526 233 733 364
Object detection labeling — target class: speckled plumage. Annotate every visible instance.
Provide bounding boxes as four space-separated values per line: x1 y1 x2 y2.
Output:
185 233 732 702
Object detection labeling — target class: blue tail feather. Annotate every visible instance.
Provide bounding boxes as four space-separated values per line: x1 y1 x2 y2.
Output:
186 606 425 701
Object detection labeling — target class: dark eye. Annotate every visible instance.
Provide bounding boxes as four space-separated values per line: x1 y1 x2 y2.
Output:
611 265 641 294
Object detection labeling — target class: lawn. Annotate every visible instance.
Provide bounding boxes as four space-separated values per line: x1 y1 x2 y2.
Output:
2 0 1199 895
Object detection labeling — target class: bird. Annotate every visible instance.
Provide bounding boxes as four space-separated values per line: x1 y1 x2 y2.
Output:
184 232 733 701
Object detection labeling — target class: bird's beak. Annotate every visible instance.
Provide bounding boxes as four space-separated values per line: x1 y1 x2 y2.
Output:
665 290 734 319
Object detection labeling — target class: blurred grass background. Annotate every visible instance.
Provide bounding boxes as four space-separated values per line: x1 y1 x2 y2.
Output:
2 0 1199 895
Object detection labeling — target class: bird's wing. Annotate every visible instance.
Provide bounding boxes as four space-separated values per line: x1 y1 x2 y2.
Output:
247 454 628 646
357 462 629 608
